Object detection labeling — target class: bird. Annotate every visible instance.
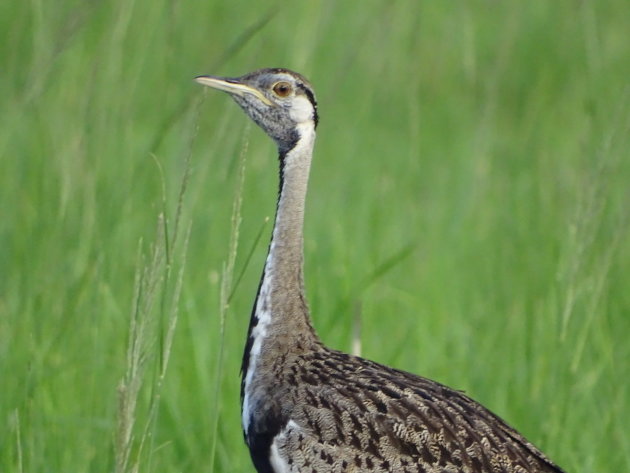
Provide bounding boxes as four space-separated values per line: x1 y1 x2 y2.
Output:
195 68 566 473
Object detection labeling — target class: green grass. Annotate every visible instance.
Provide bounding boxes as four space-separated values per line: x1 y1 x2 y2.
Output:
2 1 629 471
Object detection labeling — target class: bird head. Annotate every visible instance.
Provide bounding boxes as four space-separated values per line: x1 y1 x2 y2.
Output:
195 68 318 153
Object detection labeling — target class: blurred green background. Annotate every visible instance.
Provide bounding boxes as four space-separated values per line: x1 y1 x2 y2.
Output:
1 0 629 471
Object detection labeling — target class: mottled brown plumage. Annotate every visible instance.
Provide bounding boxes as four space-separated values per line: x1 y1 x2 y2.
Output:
195 68 566 473
255 346 562 472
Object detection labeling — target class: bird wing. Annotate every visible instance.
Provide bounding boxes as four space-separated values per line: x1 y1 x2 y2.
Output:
271 349 564 473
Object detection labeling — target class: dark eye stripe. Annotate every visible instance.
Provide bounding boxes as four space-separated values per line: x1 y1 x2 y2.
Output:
297 83 319 128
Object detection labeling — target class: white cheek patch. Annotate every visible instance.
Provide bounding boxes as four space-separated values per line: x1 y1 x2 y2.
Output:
289 95 314 123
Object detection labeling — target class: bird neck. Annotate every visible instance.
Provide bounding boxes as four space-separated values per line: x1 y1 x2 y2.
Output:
260 122 318 341
240 122 319 431
242 121 319 375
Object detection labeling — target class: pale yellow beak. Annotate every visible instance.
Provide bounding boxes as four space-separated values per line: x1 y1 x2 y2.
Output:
195 75 273 106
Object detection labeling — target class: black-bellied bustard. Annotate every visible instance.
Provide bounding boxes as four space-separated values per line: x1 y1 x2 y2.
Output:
195 68 566 473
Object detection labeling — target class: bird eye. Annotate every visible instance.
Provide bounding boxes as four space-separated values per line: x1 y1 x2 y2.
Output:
272 81 292 97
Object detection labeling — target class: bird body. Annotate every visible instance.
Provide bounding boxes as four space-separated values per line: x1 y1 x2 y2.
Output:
195 68 566 473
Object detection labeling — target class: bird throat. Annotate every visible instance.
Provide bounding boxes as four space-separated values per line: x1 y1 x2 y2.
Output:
240 122 318 439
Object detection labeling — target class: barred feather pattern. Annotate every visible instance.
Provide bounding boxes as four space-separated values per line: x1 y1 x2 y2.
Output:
251 347 564 473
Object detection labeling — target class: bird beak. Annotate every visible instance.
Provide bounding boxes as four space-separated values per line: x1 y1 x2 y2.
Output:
195 75 273 106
